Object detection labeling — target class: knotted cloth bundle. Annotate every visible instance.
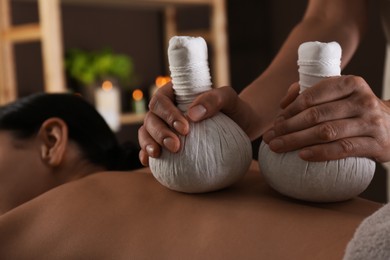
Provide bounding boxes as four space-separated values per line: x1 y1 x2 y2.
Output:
298 41 341 91
149 36 252 193
258 41 375 202
168 36 212 111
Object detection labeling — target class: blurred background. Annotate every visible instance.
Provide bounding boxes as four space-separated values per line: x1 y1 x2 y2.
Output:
1 0 387 202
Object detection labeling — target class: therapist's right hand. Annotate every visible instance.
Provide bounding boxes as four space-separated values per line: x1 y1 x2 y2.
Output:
138 82 256 166
138 82 187 166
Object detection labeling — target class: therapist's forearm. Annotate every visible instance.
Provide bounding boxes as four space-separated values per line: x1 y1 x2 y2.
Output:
239 0 368 137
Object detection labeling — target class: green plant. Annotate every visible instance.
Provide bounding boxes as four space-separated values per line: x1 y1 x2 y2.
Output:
65 48 135 88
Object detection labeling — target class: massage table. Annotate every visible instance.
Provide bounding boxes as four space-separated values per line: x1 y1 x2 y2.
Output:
0 161 381 259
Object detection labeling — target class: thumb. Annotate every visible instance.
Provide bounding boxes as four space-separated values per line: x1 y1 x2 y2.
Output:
280 82 300 109
187 86 238 122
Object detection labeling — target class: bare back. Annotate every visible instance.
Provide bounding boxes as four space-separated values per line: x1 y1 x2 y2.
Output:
0 162 381 259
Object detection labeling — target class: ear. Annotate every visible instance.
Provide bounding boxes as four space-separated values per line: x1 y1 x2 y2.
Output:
38 118 69 167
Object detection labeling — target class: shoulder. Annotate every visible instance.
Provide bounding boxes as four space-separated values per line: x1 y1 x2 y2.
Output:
0 168 159 259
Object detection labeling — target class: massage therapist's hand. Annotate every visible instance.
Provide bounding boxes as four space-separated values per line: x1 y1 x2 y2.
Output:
138 82 259 166
263 75 390 162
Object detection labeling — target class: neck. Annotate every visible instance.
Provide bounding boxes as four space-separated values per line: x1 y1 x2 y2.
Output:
56 159 105 184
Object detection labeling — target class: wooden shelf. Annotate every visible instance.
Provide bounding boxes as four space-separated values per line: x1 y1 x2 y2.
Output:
2 23 41 43
2 0 229 117
0 0 65 104
17 0 214 7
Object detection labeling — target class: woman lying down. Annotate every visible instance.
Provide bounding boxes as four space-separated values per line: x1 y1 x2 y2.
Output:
0 94 382 259
0 93 140 215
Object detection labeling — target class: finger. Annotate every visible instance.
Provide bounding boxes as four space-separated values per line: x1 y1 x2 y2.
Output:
144 112 181 153
149 82 189 136
186 86 259 135
298 137 380 161
268 97 359 140
187 86 238 122
138 124 161 158
267 118 370 153
280 82 300 109
154 81 174 100
139 149 149 167
280 75 368 119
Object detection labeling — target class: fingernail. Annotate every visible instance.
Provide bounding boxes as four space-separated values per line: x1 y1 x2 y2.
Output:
269 139 284 150
188 105 207 121
173 120 187 135
163 137 178 152
300 149 314 160
263 130 275 142
146 145 155 156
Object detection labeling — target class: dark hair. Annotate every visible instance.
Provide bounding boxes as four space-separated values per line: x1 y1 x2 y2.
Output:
0 93 141 171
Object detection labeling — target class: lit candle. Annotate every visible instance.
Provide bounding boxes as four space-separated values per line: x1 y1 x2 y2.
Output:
149 76 171 99
94 80 121 132
132 89 146 114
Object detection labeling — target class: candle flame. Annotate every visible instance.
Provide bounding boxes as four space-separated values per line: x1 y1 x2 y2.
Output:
102 80 113 91
155 76 171 88
132 89 144 101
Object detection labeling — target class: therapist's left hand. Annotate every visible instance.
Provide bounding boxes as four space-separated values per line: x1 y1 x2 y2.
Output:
262 75 390 162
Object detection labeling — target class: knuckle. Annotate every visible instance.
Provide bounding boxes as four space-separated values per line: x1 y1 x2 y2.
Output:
144 120 165 144
304 107 321 124
318 123 337 141
143 111 153 124
300 91 315 108
218 87 241 115
219 85 235 96
138 125 145 137
137 127 144 146
373 129 389 149
341 75 367 91
361 95 379 110
165 113 176 126
212 91 225 110
148 94 160 112
148 95 177 126
338 139 355 156
153 128 165 144
370 114 384 128
273 121 287 135
139 150 149 166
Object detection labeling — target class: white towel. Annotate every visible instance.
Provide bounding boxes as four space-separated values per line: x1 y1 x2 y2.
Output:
344 203 390 260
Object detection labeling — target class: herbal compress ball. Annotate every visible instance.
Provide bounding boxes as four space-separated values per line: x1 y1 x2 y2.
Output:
149 36 252 193
258 41 375 202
